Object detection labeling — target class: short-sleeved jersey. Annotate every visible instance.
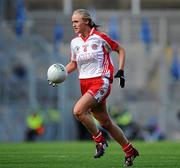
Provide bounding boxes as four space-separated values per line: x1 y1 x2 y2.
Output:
70 28 120 82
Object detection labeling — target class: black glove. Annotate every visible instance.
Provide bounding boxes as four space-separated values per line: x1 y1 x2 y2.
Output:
114 69 125 88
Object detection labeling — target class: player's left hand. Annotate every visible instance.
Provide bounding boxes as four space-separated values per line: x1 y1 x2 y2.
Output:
48 80 58 87
114 69 125 88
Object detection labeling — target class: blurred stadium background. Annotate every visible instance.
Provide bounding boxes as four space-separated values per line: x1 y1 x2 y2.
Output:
0 0 180 142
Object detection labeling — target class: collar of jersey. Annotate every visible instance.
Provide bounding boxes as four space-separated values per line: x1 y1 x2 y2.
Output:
78 28 95 42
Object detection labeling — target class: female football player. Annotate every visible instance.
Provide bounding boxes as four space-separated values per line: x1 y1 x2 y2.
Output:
65 9 139 166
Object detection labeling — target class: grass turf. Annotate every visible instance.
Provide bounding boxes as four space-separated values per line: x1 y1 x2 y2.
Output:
0 141 179 168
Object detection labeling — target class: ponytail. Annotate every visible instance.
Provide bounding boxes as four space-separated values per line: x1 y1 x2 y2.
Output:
89 20 100 29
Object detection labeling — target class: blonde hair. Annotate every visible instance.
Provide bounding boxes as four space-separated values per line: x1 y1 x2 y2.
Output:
73 9 99 28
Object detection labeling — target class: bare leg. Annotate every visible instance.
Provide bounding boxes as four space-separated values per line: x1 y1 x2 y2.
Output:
91 103 129 146
73 92 99 136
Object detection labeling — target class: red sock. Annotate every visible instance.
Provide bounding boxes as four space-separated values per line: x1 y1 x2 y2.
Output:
122 143 134 157
92 131 105 143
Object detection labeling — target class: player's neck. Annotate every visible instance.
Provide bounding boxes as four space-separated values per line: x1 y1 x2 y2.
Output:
81 27 91 38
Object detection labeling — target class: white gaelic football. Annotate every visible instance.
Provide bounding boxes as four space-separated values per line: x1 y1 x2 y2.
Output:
47 63 67 84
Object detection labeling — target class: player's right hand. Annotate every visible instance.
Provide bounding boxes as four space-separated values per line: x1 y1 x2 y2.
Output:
48 80 58 87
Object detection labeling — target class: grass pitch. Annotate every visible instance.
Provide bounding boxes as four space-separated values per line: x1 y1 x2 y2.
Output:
0 141 179 168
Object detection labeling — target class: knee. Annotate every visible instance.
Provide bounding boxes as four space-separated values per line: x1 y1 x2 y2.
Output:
73 107 83 121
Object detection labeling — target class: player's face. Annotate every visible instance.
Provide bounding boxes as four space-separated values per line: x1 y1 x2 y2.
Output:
72 13 88 34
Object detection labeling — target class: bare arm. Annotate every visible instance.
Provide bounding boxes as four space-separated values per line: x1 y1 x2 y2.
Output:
66 60 77 74
115 45 125 70
114 45 126 88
